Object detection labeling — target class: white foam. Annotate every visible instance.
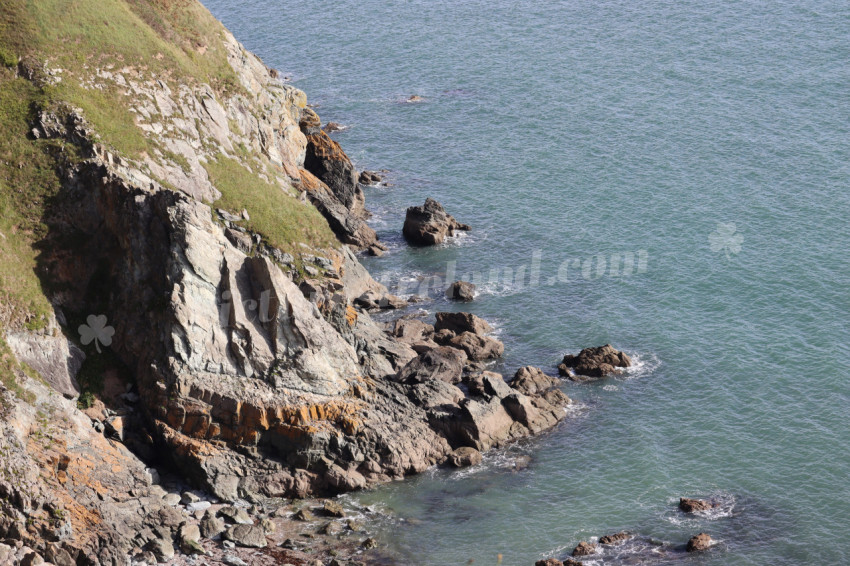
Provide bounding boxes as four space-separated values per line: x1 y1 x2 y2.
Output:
619 351 662 380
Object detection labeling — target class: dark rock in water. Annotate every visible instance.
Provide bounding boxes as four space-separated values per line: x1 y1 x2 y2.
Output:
446 280 476 301
319 521 343 536
558 344 632 379
293 508 314 522
358 170 384 185
322 499 345 518
563 560 583 566
403 198 470 246
447 446 482 468
361 537 379 549
686 533 713 552
224 524 268 548
367 244 385 257
323 121 346 132
434 311 491 336
679 497 718 513
510 366 560 396
406 95 424 102
535 559 563 566
572 541 597 556
396 346 466 385
448 331 504 361
599 531 632 545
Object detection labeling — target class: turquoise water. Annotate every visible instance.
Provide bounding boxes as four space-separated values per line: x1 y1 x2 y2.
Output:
205 1 850 564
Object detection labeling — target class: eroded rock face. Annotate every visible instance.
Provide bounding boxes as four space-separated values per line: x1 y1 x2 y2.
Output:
558 344 632 379
402 198 470 246
300 111 362 213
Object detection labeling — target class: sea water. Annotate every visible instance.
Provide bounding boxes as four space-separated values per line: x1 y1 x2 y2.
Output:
204 1 850 563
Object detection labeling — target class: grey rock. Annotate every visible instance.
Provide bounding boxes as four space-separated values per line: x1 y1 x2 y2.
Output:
199 512 226 539
224 524 267 548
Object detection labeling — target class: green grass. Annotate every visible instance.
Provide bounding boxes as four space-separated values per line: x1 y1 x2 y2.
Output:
205 154 338 256
0 70 62 331
0 337 36 406
0 0 243 160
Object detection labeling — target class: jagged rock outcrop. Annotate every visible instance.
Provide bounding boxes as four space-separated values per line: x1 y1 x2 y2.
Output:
403 198 470 246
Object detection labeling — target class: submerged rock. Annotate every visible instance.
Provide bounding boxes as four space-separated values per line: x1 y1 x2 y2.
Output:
403 198 470 245
558 344 632 379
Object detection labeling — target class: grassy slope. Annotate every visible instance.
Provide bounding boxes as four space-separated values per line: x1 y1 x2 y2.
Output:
0 0 338 398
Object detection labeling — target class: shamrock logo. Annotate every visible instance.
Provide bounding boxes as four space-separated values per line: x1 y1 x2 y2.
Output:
709 222 744 260
78 314 115 353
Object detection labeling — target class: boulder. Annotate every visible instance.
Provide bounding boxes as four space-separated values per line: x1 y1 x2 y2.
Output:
558 344 631 379
434 312 492 336
293 508 314 522
446 281 475 301
510 366 560 396
224 524 268 548
322 500 345 518
402 198 470 246
199 512 226 539
686 533 713 552
448 332 504 361
599 531 632 545
390 318 435 345
396 346 466 385
535 560 563 566
572 541 597 557
446 446 482 468
145 537 174 563
679 497 718 513
217 506 253 525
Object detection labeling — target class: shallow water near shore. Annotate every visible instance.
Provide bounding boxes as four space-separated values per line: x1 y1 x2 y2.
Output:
205 1 850 564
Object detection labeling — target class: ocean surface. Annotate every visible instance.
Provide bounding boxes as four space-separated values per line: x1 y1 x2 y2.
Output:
204 1 850 564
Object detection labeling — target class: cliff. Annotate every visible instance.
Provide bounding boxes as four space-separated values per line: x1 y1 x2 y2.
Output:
0 1 570 564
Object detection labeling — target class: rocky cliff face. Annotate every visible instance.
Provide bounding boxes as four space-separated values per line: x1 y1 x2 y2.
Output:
0 3 570 564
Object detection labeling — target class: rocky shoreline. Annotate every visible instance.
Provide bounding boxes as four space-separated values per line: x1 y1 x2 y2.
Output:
0 2 729 565
0 3 584 564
